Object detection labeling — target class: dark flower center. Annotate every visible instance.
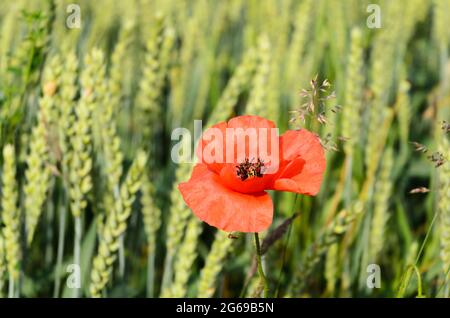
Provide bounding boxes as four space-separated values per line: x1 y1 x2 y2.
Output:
236 158 265 181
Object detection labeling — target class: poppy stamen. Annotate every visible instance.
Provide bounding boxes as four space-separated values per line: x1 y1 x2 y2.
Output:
236 158 265 181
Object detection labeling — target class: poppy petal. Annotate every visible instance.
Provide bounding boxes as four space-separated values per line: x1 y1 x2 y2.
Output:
274 157 305 179
227 115 276 130
196 115 279 174
280 129 324 162
196 121 228 174
179 164 273 232
272 129 326 195
228 115 277 163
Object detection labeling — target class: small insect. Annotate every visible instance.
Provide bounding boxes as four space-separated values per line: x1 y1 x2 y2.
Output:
409 187 430 194
228 233 239 239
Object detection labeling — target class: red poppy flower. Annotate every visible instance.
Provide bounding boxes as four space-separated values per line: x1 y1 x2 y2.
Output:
178 115 326 233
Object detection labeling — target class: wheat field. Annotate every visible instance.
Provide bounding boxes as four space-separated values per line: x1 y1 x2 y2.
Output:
0 0 449 298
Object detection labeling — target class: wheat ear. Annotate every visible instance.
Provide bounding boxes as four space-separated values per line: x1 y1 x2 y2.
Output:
369 148 393 262
24 55 62 245
246 34 271 118
68 49 105 297
89 151 147 297
287 204 363 296
438 135 450 285
135 13 166 142
167 218 202 297
342 28 363 156
197 231 234 298
1 145 21 297
141 174 161 297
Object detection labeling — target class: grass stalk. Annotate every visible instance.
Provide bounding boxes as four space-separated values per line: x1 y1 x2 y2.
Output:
73 216 82 298
254 233 269 298
53 197 67 298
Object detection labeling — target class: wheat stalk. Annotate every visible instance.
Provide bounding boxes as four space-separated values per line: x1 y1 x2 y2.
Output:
325 242 339 296
68 49 104 219
0 1 25 75
58 52 78 164
394 79 411 147
0 234 6 297
141 174 161 297
439 135 450 286
286 0 313 93
167 218 202 297
135 13 167 142
342 28 364 156
160 163 194 294
197 231 234 298
109 21 134 112
206 47 258 126
169 1 207 127
432 0 450 49
24 55 62 245
89 150 147 297
327 0 347 61
365 1 402 178
369 147 393 263
101 72 124 198
68 49 105 297
1 144 21 297
53 51 78 297
287 204 363 296
246 34 271 117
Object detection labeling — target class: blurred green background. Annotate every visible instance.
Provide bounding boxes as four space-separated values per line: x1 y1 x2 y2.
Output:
0 0 449 298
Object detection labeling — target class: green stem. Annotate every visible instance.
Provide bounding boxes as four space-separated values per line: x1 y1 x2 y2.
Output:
54 197 67 298
118 235 125 278
114 185 125 279
161 252 173 295
414 210 439 265
73 216 81 298
146 249 155 297
274 195 298 297
397 265 424 298
254 232 269 298
45 187 55 267
8 277 14 298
